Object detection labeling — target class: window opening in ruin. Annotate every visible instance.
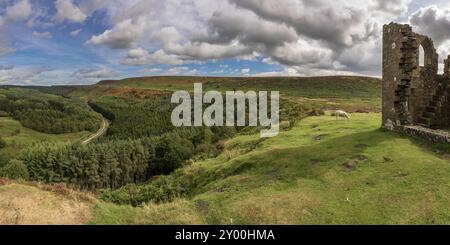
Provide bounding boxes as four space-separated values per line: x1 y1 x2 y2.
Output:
419 45 425 67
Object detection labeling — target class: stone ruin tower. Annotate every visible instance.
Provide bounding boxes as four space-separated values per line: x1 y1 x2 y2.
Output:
383 22 450 133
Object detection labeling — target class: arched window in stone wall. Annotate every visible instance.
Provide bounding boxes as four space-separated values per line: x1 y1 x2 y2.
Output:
419 45 425 67
417 37 437 73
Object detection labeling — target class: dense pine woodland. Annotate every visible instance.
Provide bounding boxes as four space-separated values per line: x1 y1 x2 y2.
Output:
20 134 197 189
89 96 178 139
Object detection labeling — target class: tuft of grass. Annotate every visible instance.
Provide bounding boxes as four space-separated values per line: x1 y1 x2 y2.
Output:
90 199 204 225
0 183 92 225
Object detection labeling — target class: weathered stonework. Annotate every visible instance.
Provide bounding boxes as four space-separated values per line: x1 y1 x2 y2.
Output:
383 22 450 143
401 125 450 144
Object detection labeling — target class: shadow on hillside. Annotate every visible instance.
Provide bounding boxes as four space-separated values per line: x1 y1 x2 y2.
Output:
187 128 401 193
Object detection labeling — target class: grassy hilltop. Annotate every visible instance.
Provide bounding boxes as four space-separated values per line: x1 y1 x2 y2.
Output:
2 75 450 225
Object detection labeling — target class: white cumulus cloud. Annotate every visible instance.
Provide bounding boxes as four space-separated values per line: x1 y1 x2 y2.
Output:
6 0 32 21
55 0 87 23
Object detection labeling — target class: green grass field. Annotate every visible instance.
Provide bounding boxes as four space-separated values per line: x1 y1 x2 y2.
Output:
0 117 89 156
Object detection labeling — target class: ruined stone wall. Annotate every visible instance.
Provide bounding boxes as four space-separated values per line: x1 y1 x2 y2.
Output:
445 55 450 77
411 34 439 123
382 22 450 130
382 23 416 128
401 125 450 144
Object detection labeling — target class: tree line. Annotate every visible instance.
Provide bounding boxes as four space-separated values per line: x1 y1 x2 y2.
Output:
18 127 231 190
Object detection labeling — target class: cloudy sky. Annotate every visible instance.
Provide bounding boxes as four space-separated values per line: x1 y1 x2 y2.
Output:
0 0 450 85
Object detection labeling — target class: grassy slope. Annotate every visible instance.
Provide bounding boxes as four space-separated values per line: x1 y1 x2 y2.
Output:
0 180 205 225
91 113 450 224
0 183 92 225
0 117 89 156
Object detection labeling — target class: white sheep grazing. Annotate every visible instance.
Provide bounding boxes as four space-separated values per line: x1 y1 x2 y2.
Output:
335 110 351 120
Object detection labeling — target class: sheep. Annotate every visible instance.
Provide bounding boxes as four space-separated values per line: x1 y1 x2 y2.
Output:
335 110 351 120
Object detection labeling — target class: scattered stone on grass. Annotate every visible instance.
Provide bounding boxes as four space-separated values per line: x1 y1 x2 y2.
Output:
309 159 321 165
355 155 369 161
314 134 328 141
383 156 394 162
342 155 369 172
394 171 409 179
354 144 369 149
343 160 358 172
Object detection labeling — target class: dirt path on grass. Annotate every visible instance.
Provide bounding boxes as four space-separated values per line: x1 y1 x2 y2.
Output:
82 117 109 144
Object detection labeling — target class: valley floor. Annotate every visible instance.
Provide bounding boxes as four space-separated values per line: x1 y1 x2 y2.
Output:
2 113 450 224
